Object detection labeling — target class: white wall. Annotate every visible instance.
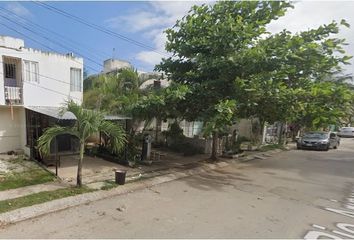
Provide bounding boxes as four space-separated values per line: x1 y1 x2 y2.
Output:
103 59 132 73
0 36 24 49
0 36 83 107
0 107 22 153
21 48 83 106
0 67 3 105
18 107 30 156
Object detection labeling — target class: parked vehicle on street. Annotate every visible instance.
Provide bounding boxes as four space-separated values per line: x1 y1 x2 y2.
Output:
338 127 354 137
297 131 340 151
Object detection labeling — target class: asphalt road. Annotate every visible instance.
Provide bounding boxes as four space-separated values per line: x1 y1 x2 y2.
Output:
1 138 354 239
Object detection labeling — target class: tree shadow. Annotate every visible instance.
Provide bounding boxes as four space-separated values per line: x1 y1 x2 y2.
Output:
179 168 253 192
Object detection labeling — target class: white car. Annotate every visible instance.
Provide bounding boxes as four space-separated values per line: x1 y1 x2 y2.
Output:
338 127 354 137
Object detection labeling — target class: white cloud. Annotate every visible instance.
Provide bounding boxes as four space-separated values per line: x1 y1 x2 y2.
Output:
136 50 163 66
5 2 32 18
105 11 172 33
105 1 204 70
107 1 354 74
267 1 354 74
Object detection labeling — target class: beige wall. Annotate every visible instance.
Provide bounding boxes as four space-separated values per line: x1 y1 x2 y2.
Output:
18 107 30 155
0 107 22 153
0 107 29 155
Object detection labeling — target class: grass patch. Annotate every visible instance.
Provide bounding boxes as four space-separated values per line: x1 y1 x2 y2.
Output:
100 180 118 190
0 169 56 191
0 187 94 214
259 144 286 152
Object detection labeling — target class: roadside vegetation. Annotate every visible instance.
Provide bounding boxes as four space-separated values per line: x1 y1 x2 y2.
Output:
82 2 353 163
0 187 93 214
0 170 55 191
0 157 56 191
78 1 354 168
37 101 127 187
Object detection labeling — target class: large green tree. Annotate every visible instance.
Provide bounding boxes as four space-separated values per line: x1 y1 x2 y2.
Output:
37 101 126 187
156 1 293 159
131 83 190 142
157 1 352 155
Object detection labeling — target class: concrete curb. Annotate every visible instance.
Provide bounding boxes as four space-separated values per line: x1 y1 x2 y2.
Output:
0 148 284 226
0 161 229 226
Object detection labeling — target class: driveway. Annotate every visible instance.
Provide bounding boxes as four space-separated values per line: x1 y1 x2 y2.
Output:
1 138 354 239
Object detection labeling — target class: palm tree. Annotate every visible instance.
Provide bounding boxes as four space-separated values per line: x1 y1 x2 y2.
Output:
37 101 126 187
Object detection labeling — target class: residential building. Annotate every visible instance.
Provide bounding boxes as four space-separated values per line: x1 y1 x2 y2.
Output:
102 58 133 74
0 35 83 156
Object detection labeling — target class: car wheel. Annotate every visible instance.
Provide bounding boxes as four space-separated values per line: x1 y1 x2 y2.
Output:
334 145 337 149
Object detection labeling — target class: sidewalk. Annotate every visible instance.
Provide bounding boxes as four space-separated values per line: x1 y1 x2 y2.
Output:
0 148 286 226
0 181 67 201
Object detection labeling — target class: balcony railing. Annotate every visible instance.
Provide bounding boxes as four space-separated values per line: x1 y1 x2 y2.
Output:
4 86 22 105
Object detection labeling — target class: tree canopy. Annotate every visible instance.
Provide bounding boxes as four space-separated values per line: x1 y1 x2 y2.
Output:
155 1 353 157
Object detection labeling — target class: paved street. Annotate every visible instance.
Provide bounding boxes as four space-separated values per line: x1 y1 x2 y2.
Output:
1 138 354 239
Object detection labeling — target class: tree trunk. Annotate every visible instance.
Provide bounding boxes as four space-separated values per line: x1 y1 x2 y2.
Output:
210 131 218 161
277 123 282 145
155 117 161 143
76 141 85 187
259 120 266 145
278 122 286 145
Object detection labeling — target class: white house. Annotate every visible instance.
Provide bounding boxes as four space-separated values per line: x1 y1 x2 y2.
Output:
0 35 83 156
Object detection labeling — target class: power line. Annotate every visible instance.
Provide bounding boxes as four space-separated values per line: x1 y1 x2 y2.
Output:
1 72 81 101
0 6 111 61
33 1 170 58
0 14 103 68
0 22 100 73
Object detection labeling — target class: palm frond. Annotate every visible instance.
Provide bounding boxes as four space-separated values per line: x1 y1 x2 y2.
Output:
81 109 104 140
37 126 79 156
99 121 127 154
66 100 84 121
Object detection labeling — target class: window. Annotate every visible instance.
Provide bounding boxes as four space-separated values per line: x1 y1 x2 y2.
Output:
24 61 39 83
70 68 82 92
4 63 16 79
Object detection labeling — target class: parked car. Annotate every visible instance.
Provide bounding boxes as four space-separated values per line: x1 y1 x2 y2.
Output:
338 127 354 137
297 131 340 151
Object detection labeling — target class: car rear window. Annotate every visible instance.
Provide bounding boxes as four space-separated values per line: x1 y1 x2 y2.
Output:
341 127 354 131
303 133 328 139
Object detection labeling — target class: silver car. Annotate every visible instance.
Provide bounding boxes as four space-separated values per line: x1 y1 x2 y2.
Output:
297 131 340 151
338 127 354 137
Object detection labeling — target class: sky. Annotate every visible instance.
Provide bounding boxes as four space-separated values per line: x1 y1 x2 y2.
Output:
0 1 353 77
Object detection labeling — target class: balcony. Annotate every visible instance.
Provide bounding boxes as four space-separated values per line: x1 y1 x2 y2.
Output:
3 56 23 105
4 85 22 105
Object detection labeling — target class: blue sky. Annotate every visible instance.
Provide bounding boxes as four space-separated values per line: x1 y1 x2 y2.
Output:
0 1 353 77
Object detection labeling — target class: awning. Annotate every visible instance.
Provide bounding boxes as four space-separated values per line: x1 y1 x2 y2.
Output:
25 106 76 120
104 115 132 120
25 106 131 120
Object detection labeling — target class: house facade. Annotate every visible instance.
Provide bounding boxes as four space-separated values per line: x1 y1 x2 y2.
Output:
0 35 83 155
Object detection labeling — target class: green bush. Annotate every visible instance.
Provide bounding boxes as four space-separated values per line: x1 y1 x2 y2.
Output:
166 121 184 138
168 140 203 156
226 136 250 154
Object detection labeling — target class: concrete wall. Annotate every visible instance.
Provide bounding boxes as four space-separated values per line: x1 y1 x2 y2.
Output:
18 107 30 156
183 137 224 154
230 119 253 139
0 107 22 153
103 59 132 73
0 36 83 106
0 36 24 50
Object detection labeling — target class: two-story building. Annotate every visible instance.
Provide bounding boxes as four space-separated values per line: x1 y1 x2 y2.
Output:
0 35 83 156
